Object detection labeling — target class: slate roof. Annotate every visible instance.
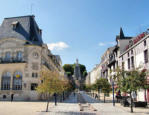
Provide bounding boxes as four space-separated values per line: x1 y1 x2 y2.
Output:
115 28 133 54
0 15 43 45
116 27 132 41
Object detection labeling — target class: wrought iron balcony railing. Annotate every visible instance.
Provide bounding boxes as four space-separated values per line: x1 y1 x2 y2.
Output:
0 58 26 64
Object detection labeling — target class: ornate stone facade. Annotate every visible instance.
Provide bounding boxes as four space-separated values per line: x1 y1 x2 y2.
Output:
0 15 64 100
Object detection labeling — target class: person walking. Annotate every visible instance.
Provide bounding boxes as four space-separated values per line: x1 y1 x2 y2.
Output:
11 94 14 102
54 93 57 106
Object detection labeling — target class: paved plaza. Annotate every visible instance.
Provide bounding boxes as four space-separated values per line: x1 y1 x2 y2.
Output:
0 92 149 115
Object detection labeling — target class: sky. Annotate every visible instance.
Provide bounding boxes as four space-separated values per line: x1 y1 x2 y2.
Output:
0 0 149 71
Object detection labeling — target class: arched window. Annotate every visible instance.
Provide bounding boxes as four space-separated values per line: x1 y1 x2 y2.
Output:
1 72 11 90
5 52 11 61
16 51 22 61
13 71 22 90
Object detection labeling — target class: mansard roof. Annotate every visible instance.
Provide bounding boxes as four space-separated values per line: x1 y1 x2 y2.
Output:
0 15 43 45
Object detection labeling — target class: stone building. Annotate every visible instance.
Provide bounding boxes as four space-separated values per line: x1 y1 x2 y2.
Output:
108 28 133 83
119 31 149 102
85 64 102 85
0 15 64 101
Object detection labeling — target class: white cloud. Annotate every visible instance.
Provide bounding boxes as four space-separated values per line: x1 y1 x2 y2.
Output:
47 42 69 51
99 42 106 46
99 41 116 47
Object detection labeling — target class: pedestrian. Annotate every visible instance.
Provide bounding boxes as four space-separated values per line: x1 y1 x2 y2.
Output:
11 94 14 102
54 93 57 106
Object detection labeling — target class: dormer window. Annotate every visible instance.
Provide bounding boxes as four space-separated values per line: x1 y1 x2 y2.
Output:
11 21 19 30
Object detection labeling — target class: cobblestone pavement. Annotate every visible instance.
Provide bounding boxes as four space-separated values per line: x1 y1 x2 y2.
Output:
0 92 147 115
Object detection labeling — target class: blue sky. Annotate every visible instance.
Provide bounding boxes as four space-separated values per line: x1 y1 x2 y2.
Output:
0 0 149 71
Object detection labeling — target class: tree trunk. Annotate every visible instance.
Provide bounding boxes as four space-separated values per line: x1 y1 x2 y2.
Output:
104 93 105 103
46 95 50 112
54 93 57 106
99 91 100 101
63 91 64 101
130 92 133 113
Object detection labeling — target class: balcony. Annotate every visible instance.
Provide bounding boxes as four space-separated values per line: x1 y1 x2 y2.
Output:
42 62 52 70
0 58 26 64
108 55 116 66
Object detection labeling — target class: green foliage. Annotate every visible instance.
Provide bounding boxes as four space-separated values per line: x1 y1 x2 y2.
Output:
79 64 86 77
66 72 71 77
63 64 87 77
114 67 149 113
84 85 92 92
36 70 70 95
63 64 74 76
114 68 148 93
83 71 87 77
94 78 111 93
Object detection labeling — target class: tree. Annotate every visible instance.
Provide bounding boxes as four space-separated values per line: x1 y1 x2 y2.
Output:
94 78 111 103
79 64 87 77
63 64 87 78
63 64 74 76
114 67 148 113
83 71 87 78
84 84 92 92
36 69 68 112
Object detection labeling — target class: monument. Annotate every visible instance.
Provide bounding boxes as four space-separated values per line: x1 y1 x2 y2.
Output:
73 59 82 89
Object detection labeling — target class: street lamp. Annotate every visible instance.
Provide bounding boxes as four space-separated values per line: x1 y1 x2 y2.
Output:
111 72 115 106
112 80 115 106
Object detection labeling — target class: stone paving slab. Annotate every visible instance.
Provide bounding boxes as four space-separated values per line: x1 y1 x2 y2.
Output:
0 92 146 115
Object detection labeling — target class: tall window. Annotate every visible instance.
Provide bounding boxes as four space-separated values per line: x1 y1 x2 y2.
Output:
31 83 38 90
144 50 148 63
1 72 11 90
5 52 11 61
32 73 38 78
16 51 22 61
128 58 130 69
13 71 22 90
144 40 146 46
122 56 123 60
131 50 133 55
131 56 134 68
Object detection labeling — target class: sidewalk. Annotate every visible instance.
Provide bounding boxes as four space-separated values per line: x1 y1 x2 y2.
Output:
116 103 149 115
85 92 149 115
80 91 100 103
38 92 81 115
63 92 78 103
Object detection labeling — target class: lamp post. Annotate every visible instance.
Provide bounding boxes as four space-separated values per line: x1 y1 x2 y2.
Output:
112 80 115 106
98 87 101 101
